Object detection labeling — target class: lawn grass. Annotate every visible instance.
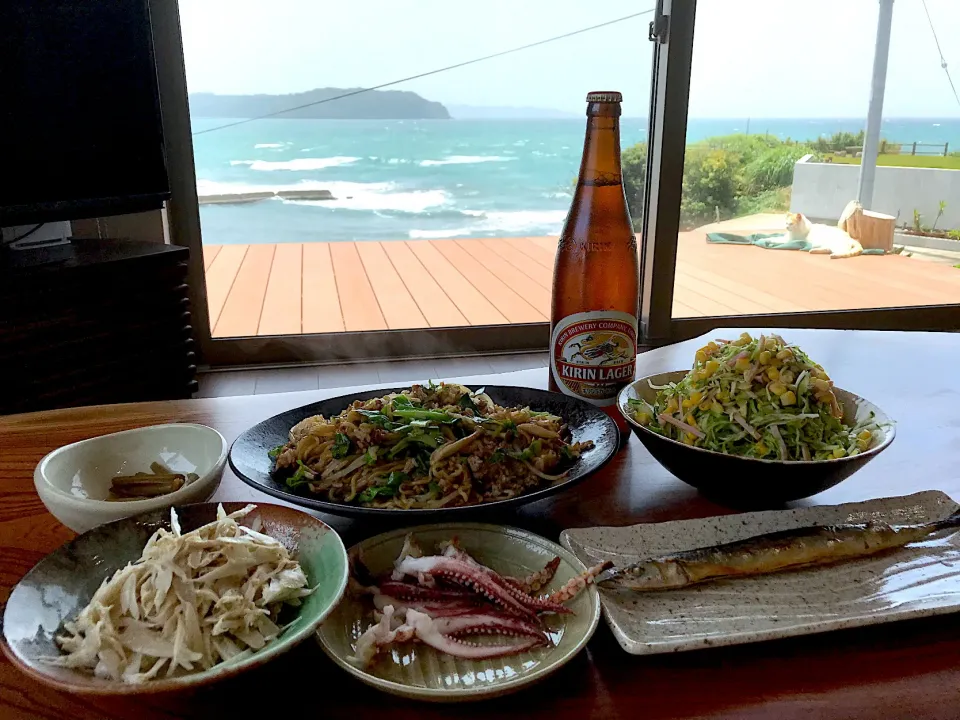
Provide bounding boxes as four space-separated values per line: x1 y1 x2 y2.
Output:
825 153 960 170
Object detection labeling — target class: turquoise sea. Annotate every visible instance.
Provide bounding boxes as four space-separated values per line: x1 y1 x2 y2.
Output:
191 117 960 245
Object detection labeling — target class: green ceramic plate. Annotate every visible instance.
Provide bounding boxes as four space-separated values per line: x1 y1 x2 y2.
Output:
1 502 349 695
316 523 602 702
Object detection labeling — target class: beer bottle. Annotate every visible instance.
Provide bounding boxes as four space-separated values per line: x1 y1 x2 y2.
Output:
549 91 639 422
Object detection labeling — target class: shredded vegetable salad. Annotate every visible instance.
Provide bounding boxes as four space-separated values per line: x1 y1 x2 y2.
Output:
628 332 882 461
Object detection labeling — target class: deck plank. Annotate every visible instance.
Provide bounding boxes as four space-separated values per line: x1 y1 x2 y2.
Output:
431 240 546 323
482 238 553 290
202 245 222 270
258 244 303 336
406 241 508 325
458 240 552 316
510 238 556 270
302 243 344 333
355 242 427 329
205 234 959 338
214 244 276 337
204 244 248 332
381 242 467 328
328 242 387 331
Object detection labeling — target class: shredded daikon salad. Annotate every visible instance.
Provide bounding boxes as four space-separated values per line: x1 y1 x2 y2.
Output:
46 504 313 683
628 332 882 461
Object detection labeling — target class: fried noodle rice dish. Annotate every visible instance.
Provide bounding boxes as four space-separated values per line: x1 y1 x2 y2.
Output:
270 383 593 509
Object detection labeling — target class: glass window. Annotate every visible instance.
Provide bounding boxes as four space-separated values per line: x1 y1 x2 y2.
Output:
177 1 653 340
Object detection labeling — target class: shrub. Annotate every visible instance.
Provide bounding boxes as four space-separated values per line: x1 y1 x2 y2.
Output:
621 141 647 228
680 147 740 227
744 145 816 193
736 187 792 216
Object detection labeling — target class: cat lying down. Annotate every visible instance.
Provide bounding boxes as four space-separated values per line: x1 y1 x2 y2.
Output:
782 200 864 259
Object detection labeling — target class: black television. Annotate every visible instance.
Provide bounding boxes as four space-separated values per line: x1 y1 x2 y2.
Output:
0 1 170 227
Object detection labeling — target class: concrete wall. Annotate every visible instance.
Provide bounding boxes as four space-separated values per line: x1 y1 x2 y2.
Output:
790 159 960 229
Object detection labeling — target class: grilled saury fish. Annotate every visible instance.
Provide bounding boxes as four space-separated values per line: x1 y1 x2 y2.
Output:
595 511 960 591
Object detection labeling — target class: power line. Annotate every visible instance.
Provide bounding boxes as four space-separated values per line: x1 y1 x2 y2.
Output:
193 9 654 136
920 0 960 109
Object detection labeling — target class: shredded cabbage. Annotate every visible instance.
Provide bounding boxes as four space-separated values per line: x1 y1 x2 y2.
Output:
628 332 882 461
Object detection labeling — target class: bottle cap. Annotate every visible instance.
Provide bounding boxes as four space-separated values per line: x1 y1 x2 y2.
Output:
586 91 622 104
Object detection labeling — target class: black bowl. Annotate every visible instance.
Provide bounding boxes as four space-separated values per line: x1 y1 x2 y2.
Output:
618 370 896 506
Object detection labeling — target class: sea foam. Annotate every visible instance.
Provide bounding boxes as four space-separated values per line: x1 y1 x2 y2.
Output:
230 156 360 171
418 155 516 167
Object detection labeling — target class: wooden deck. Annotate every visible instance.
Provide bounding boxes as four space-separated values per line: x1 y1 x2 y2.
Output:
202 233 960 337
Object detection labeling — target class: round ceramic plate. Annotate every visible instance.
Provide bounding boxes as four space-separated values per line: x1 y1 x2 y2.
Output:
1 502 349 695
316 523 602 702
228 385 619 519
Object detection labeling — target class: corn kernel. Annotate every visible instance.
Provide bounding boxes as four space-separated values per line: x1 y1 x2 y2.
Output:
769 357 783 369
776 349 794 361
707 341 719 353
733 332 752 347
682 433 697 445
703 359 720 377
765 337 778 351
758 350 772 365
813 378 831 392
755 442 768 455
695 349 707 364
634 412 652 425
766 367 780 381
780 390 797 406
717 390 729 402
666 398 679 413
779 370 795 384
832 447 846 459
685 413 698 427
699 400 713 412
689 390 703 404
769 381 787 396
858 429 872 441
734 357 751 372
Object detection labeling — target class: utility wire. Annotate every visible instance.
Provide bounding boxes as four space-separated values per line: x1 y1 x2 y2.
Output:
920 0 960 109
193 9 654 136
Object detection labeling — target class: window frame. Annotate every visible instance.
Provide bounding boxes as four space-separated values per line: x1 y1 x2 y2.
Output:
638 0 960 346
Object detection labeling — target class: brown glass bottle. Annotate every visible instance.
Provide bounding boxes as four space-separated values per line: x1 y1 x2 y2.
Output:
549 91 639 420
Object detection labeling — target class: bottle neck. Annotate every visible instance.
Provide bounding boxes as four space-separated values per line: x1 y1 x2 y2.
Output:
577 115 622 186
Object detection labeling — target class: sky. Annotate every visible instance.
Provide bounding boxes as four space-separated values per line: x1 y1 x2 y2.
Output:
178 0 960 118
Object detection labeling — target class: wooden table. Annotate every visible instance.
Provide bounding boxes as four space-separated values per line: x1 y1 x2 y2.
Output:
3 328 960 719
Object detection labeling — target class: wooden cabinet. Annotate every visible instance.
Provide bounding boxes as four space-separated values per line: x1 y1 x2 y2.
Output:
0 239 197 415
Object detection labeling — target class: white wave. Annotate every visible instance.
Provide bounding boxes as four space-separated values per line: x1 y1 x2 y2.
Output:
230 156 360 171
409 227 473 239
196 177 451 214
284 181 449 213
542 191 571 199
418 155 517 167
254 142 284 149
387 158 411 164
407 209 567 240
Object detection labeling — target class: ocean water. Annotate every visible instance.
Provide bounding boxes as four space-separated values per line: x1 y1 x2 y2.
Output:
191 117 960 245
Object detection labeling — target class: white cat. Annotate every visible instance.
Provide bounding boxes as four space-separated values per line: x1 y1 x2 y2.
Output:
785 201 863 259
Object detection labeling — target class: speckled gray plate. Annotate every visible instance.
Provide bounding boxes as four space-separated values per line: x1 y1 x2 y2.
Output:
229 385 619 519
1 502 349 694
561 491 960 654
317 523 601 701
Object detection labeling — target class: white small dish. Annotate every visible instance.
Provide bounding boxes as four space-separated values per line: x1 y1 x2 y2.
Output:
34 423 227 533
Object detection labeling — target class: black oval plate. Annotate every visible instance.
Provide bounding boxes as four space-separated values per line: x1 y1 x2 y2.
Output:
229 385 619 519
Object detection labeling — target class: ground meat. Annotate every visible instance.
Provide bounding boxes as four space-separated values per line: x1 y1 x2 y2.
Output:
466 455 484 474
276 447 298 469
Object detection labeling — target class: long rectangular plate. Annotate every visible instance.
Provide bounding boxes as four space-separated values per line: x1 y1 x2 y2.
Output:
560 491 960 655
